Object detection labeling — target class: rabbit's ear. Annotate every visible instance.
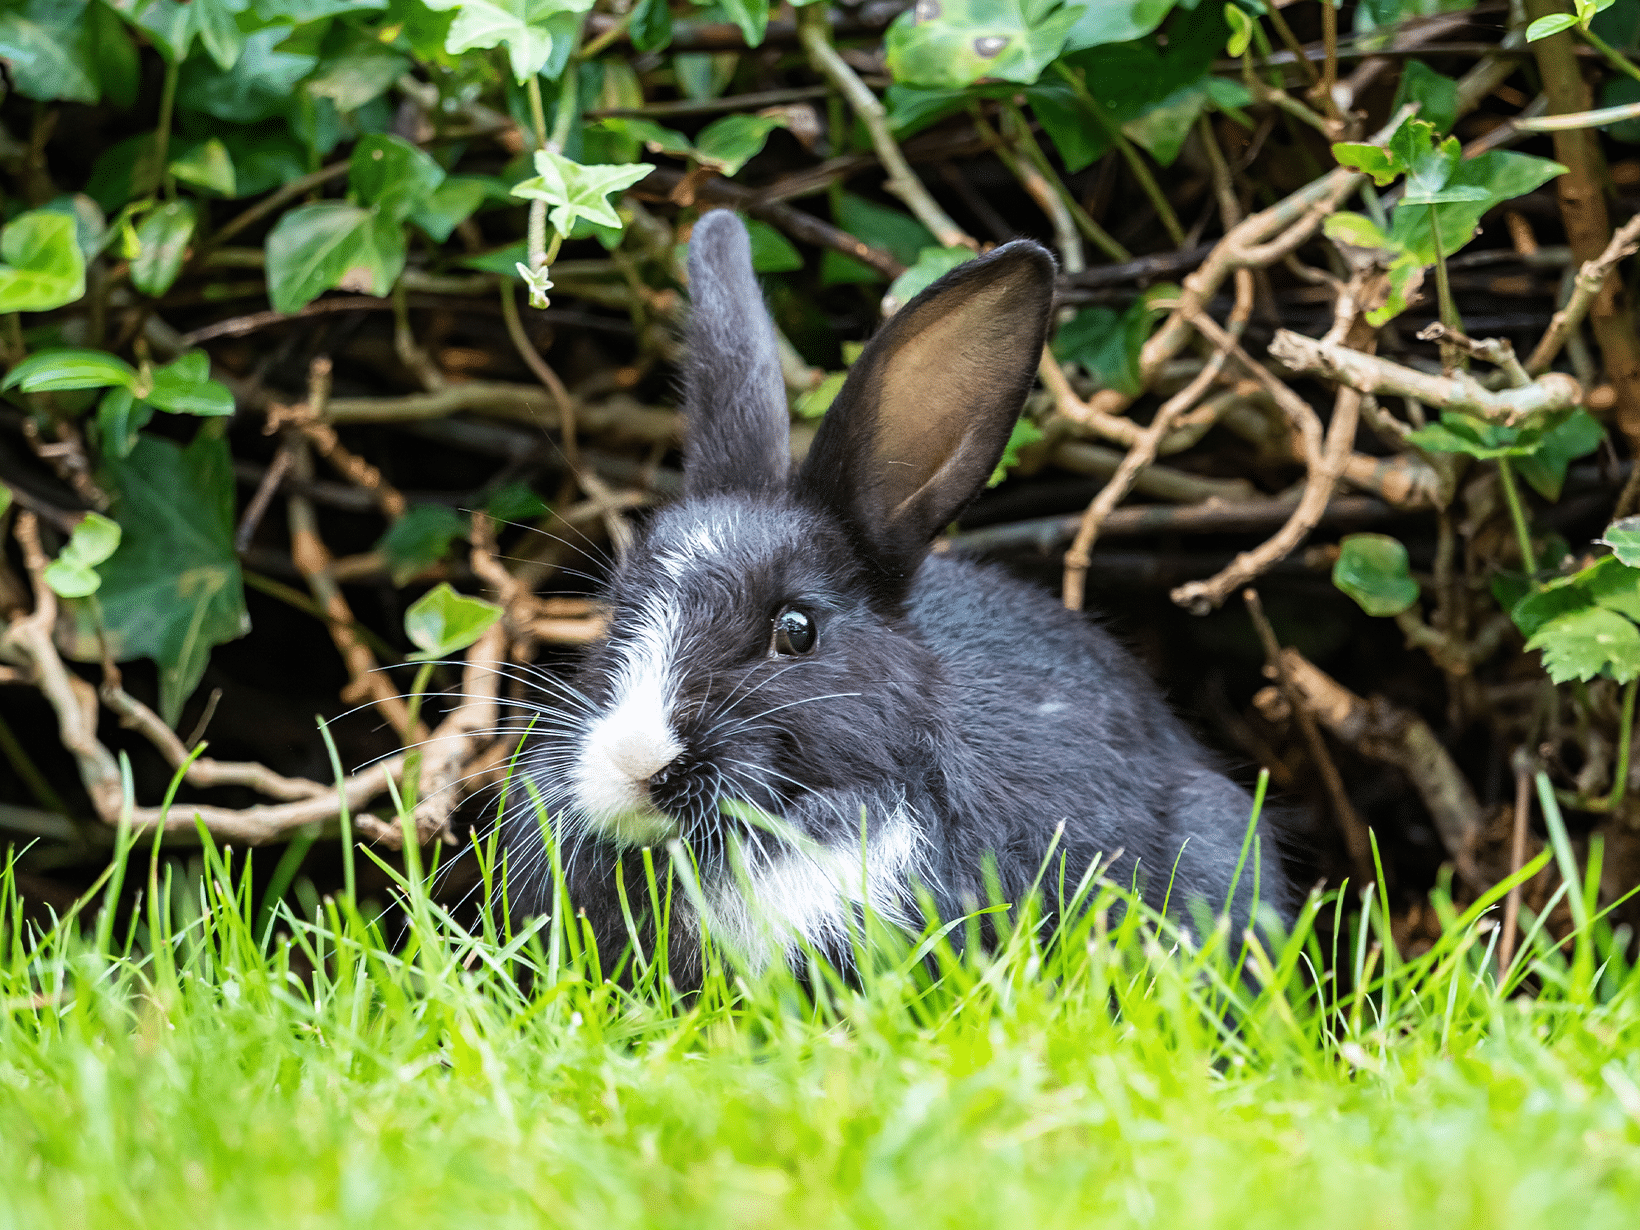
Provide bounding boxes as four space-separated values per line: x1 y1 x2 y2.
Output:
796 240 1055 577
681 210 791 498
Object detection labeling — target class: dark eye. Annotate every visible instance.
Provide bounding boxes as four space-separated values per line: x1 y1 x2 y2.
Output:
772 607 816 656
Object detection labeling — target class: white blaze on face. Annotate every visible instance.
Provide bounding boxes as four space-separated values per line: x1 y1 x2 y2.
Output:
573 591 684 845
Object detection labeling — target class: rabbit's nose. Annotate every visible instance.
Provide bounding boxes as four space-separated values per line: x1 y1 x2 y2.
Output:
605 725 680 784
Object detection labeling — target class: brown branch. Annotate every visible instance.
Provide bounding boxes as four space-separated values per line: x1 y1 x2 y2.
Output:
1245 588 1374 888
1270 330 1584 424
1526 212 1640 376
267 360 409 520
1275 644 1484 888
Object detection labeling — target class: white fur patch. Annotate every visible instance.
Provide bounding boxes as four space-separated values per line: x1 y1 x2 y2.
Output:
574 590 683 844
702 803 927 969
657 522 725 579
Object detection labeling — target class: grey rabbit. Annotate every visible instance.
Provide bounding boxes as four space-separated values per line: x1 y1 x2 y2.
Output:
500 209 1293 982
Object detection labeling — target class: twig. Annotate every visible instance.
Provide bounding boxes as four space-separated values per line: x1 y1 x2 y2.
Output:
235 442 294 553
796 5 973 251
1270 330 1584 424
266 363 409 520
1415 323 1531 388
500 280 582 468
1526 212 1640 375
1498 754 1533 971
1061 270 1254 610
1275 644 1485 889
1244 588 1374 888
206 160 351 250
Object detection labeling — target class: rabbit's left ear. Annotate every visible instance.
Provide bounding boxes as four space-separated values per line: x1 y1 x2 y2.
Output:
795 240 1055 579
681 211 791 498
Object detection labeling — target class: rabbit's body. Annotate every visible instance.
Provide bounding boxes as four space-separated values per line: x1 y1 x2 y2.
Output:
501 213 1291 982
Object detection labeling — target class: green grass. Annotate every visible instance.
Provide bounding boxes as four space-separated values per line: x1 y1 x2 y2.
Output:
2 777 1639 1229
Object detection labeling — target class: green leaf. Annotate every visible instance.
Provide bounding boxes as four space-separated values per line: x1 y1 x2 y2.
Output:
3 348 136 393
92 430 249 725
1602 516 1640 566
306 43 410 114
821 192 935 285
1513 409 1605 500
44 512 122 599
885 0 1085 89
1603 75 1640 143
1511 583 1593 639
1390 151 1567 264
1223 4 1253 56
0 212 86 313
264 202 396 314
1333 533 1420 617
378 505 468 587
1052 284 1177 397
717 0 770 47
176 26 318 125
1391 60 1459 135
191 0 245 71
96 386 153 459
405 582 503 661
694 113 789 175
630 0 673 51
0 0 100 103
595 117 695 159
411 178 491 244
130 201 197 298
744 219 803 273
1332 142 1400 187
1122 80 1211 167
146 351 235 417
1526 12 1579 40
795 371 847 420
169 139 236 198
485 482 549 525
1405 411 1576 461
884 246 974 314
1527 606 1640 684
1066 0 1176 50
350 135 446 223
1586 555 1640 623
422 0 597 83
510 151 655 237
989 417 1045 486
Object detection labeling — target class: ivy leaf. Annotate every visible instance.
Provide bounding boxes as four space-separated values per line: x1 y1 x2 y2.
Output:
885 0 1085 89
717 0 770 47
405 582 503 661
1586 555 1640 623
145 351 235 417
1526 12 1580 40
1601 516 1640 567
130 200 197 298
1321 212 1425 325
350 134 445 223
693 113 790 175
1223 4 1253 56
1390 150 1566 265
422 0 596 83
0 0 100 104
90 430 249 725
485 482 549 525
1513 409 1605 500
1391 60 1460 135
0 211 86 312
1333 533 1420 617
410 177 491 243
1052 284 1177 397
265 202 403 314
3 348 137 394
884 246 974 315
596 117 694 159
169 139 236 197
1404 411 1573 460
377 504 468 587
989 417 1045 486
630 0 673 51
96 387 153 459
177 27 318 124
744 219 803 273
1527 606 1640 684
1511 584 1593 639
823 191 935 285
510 151 655 236
44 512 122 599
1332 142 1400 186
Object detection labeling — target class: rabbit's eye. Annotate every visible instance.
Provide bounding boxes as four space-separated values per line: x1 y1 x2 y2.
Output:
772 607 816 656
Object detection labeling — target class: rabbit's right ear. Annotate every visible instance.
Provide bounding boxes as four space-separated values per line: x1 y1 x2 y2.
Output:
681 211 791 499
795 240 1055 582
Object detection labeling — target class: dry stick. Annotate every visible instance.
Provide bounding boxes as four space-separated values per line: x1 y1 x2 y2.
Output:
1276 643 1486 889
1244 587 1375 889
268 375 410 522
1061 270 1253 611
1498 756 1534 972
995 102 1129 265
1416 322 1531 388
500 280 582 468
235 441 293 553
978 105 1083 272
1171 308 1360 614
1270 330 1585 424
206 160 351 250
1526 212 1640 375
796 6 973 251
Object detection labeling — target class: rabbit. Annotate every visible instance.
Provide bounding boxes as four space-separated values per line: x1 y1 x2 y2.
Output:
499 209 1294 984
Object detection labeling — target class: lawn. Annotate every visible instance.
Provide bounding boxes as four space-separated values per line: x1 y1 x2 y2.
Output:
1 795 1637 1230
